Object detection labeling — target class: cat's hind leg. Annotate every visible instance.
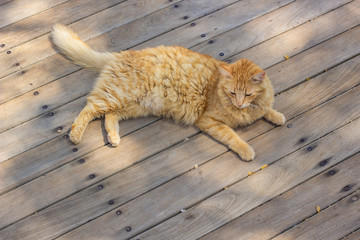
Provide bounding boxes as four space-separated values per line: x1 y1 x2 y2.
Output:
69 104 101 144
105 112 121 147
264 109 286 126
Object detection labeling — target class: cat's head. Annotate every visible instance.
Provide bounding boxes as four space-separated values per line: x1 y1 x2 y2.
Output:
219 59 267 109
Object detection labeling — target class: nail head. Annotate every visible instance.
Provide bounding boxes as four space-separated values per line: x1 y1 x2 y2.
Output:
42 105 48 109
351 195 358 201
108 200 115 205
219 52 224 56
319 159 328 166
174 4 179 8
6 50 11 54
190 22 196 27
72 148 78 152
183 16 188 20
89 174 96 179
116 210 122 215
0 44 5 47
287 124 292 128
48 112 54 116
125 226 132 232
307 146 313 151
343 185 351 191
34 91 39 95
78 158 85 163
201 34 206 38
328 169 336 175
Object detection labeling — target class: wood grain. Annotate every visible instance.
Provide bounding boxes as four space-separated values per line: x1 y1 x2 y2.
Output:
134 0 294 50
0 0 233 80
200 153 360 240
131 113 360 240
273 191 360 240
0 0 68 29
0 0 127 52
192 0 352 59
231 0 360 69
3 65 360 239
342 229 360 240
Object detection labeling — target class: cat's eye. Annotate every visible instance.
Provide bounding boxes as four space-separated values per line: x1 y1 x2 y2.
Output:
245 93 252 97
229 91 236 95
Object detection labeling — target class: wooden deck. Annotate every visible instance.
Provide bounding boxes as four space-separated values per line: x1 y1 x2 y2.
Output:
0 0 359 239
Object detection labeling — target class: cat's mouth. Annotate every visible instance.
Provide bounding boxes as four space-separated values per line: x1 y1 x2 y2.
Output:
233 103 257 109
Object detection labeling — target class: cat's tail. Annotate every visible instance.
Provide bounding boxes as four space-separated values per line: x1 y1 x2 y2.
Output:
51 24 116 72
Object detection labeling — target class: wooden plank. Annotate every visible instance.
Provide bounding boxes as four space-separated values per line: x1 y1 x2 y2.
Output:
0 0 234 80
342 229 360 240
0 121 198 235
231 0 360 69
3 65 360 239
0 0 127 52
0 0 183 79
130 113 360 240
0 1 14 7
133 0 294 50
1 1 358 134
192 0 352 59
0 116 157 194
0 0 68 29
0 38 359 196
273 191 360 240
199 153 360 240
0 96 153 163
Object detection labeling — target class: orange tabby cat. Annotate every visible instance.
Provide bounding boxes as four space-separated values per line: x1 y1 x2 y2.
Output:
51 24 285 161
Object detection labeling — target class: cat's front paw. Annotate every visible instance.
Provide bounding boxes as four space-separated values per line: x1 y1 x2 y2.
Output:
236 144 255 162
273 112 286 125
107 133 120 147
265 110 286 126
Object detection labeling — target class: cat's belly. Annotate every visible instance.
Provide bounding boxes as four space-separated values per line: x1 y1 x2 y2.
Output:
140 92 165 115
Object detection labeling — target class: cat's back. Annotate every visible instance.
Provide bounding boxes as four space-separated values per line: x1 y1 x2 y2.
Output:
120 46 219 124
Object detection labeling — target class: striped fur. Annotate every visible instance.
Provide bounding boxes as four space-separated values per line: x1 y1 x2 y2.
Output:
51 24 285 161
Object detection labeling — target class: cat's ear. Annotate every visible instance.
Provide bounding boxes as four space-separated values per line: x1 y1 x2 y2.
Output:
219 64 233 79
251 71 266 84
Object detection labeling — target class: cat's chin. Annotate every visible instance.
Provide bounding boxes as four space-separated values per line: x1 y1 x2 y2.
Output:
234 104 250 109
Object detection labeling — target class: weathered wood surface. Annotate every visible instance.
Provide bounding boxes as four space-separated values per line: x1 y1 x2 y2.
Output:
342 229 360 240
0 0 127 51
0 47 358 237
273 191 360 240
200 153 360 240
1 0 358 162
132 112 360 240
0 0 359 239
0 0 68 29
2 57 360 239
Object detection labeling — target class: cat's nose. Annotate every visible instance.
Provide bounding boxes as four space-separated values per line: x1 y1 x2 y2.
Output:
237 100 244 107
